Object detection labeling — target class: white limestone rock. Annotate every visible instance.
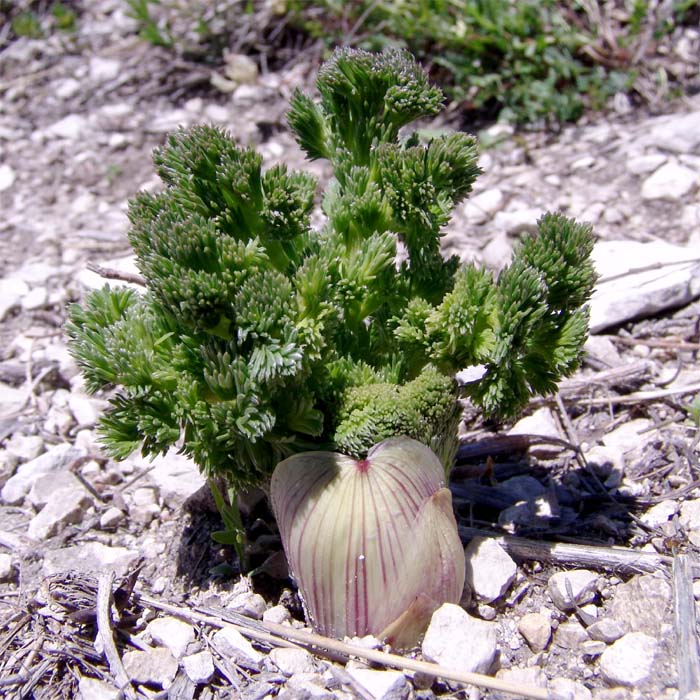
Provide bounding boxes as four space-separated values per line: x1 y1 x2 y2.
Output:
422 603 497 675
0 277 29 321
587 619 625 644
122 648 178 689
608 574 672 637
0 552 16 582
626 153 667 175
0 164 16 192
464 537 517 603
263 605 292 625
45 114 88 140
183 651 215 684
212 625 263 666
270 647 317 677
645 110 700 153
549 677 593 700
641 160 698 200
599 632 657 686
589 239 700 333
78 676 121 700
640 500 678 528
548 569 598 611
146 616 195 658
345 666 410 700
145 448 207 507
227 591 268 620
1 444 85 505
42 541 139 576
27 486 94 540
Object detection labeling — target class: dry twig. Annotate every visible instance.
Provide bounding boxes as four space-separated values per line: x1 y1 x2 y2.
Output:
673 554 700 699
458 526 693 576
86 262 146 287
97 572 137 700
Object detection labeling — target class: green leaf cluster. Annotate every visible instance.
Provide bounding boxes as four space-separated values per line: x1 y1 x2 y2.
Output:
67 47 596 489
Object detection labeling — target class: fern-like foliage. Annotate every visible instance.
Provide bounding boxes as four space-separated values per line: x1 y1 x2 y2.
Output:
67 47 596 489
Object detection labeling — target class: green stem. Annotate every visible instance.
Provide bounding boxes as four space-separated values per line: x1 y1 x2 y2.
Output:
210 479 249 571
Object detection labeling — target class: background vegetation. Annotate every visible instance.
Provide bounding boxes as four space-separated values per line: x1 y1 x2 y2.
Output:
2 0 699 124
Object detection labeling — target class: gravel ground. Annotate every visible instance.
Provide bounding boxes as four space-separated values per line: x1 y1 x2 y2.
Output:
1 3 700 699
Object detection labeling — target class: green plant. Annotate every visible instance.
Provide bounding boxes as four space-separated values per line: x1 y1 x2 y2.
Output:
67 49 595 614
125 0 174 48
11 10 43 38
288 0 693 124
51 2 77 32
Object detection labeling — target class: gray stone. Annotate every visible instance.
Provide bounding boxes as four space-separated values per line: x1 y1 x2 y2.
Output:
27 484 93 540
212 625 263 666
463 188 504 223
549 677 593 700
422 603 497 675
269 647 316 676
645 110 700 153
45 114 88 140
4 434 44 462
224 52 259 84
641 160 697 200
28 470 84 509
146 109 192 134
55 77 81 99
42 542 139 576
554 620 589 650
583 335 622 367
0 385 26 422
464 537 517 603
571 155 596 171
0 552 16 582
0 163 16 192
78 676 121 700
285 672 334 699
183 651 215 684
626 153 667 175
480 231 513 270
1 444 85 505
601 419 652 455
21 286 48 310
122 647 178 689
640 501 678 528
68 394 107 427
599 632 657 686
0 278 29 321
680 499 700 544
548 569 598 611
496 667 547 687
345 667 410 700
517 612 551 652
89 57 121 83
493 208 543 235
227 591 268 619
99 507 125 529
589 240 700 333
146 616 195 658
263 605 291 625
607 574 672 636
145 449 207 507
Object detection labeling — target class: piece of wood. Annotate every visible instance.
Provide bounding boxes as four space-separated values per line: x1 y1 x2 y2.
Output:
458 526 700 576
673 555 700 699
97 572 137 700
